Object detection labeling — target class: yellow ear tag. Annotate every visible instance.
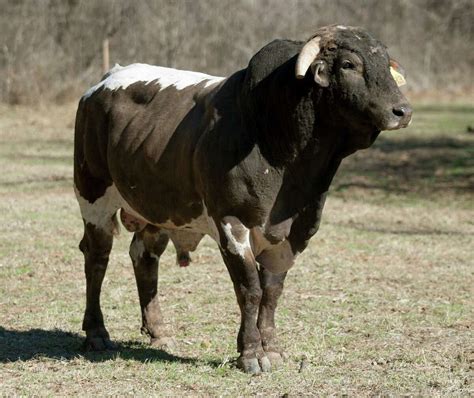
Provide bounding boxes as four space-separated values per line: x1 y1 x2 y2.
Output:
390 66 406 87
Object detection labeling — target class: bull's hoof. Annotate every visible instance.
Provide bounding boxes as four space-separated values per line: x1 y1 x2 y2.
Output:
150 336 176 350
265 351 285 367
83 327 116 351
83 336 117 351
237 355 272 374
259 356 272 372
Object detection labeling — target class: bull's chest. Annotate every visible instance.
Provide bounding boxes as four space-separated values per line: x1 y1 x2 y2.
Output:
221 215 296 274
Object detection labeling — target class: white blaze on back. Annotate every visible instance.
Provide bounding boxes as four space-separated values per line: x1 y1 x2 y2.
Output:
83 63 225 99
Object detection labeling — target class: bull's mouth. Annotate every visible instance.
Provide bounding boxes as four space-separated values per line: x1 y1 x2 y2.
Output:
383 119 411 131
377 111 413 131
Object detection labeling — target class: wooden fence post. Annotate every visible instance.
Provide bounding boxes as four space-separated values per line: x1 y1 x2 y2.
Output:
102 38 110 74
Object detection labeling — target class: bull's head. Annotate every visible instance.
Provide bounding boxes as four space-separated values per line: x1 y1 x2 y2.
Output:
295 25 412 150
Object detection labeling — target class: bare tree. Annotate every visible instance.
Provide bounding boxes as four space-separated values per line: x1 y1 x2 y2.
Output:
0 0 472 104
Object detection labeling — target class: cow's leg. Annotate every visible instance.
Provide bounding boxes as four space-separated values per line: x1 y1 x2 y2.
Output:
129 228 174 348
257 268 287 366
218 217 271 374
79 221 116 350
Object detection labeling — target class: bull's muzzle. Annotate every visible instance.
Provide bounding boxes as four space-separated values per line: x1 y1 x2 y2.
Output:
386 103 413 130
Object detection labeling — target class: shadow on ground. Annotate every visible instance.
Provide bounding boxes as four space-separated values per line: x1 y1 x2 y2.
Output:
0 327 220 367
334 134 474 195
332 220 474 236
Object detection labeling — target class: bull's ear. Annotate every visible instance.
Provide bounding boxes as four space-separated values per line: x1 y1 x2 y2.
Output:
311 60 330 87
390 59 406 87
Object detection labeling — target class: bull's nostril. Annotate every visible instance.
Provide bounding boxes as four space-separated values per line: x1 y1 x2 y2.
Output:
393 106 405 117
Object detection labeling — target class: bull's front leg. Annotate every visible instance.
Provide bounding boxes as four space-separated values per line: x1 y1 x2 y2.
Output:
257 268 287 366
218 217 271 374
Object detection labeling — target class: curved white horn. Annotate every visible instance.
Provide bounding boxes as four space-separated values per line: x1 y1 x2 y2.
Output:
295 37 321 79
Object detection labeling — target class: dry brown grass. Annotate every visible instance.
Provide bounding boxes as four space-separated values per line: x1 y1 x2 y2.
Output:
0 102 472 396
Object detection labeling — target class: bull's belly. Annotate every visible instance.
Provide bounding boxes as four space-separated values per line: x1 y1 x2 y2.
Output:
76 183 218 244
117 185 296 273
76 183 295 273
117 190 219 241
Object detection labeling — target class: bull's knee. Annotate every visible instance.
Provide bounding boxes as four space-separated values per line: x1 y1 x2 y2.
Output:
244 285 263 306
262 283 284 305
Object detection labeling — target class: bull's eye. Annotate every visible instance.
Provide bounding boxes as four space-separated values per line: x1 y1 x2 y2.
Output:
341 60 356 70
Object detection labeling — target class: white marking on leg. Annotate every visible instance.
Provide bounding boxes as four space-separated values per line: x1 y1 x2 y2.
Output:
222 219 251 259
83 63 225 99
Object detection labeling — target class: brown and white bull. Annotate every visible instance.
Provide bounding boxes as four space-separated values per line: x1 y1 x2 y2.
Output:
74 25 412 374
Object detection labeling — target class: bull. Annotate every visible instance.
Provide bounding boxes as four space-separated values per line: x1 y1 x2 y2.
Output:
74 25 412 374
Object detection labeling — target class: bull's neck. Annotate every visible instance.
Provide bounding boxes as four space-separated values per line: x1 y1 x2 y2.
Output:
241 57 338 168
240 57 342 194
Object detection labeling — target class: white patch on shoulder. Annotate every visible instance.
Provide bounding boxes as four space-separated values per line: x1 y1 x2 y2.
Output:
83 63 224 99
337 25 348 30
222 220 251 258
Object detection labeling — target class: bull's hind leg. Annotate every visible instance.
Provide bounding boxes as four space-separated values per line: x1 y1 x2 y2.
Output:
79 222 116 350
75 183 121 351
129 227 174 348
75 182 120 351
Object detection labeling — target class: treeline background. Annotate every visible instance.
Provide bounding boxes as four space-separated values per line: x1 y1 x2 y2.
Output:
1 0 473 104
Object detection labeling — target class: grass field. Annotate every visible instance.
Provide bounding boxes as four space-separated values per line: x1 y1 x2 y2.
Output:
0 102 473 396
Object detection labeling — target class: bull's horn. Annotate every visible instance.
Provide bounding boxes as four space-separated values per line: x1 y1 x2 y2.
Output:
295 37 321 79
